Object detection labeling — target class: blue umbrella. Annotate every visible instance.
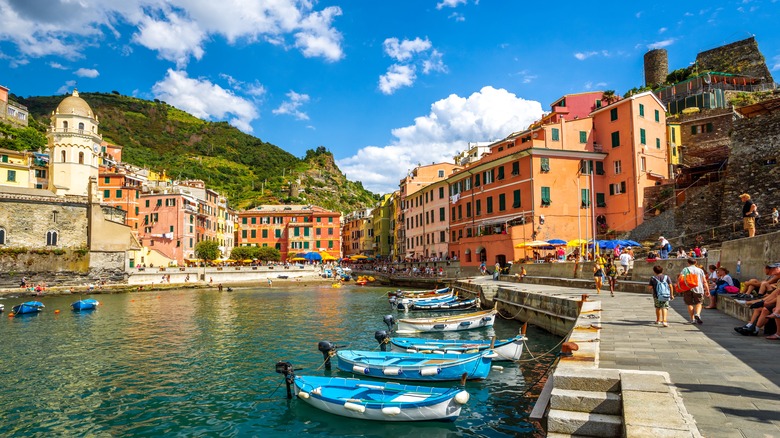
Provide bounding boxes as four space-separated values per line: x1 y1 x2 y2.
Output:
596 240 620 249
546 239 567 246
620 240 641 247
303 252 323 261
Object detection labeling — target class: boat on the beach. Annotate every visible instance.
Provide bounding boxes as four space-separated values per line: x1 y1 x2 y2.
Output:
71 299 100 311
275 362 469 421
383 334 526 361
387 308 497 333
12 301 45 315
409 298 477 312
336 349 494 381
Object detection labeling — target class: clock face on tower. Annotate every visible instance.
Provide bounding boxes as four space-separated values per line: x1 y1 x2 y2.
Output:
93 144 100 153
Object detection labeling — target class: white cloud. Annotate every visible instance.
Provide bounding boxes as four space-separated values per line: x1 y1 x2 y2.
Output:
57 80 77 95
448 12 465 21
152 69 259 133
574 51 598 60
584 81 608 90
635 11 643 18
337 86 544 194
422 50 447 74
272 90 311 120
437 0 467 9
647 38 675 49
49 62 67 70
0 1 344 65
771 55 780 71
659 27 667 34
74 68 99 78
379 64 417 95
219 73 267 98
384 37 432 62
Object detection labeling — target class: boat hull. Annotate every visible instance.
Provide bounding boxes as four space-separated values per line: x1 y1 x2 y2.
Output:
293 376 467 422
396 309 497 333
337 350 493 381
71 299 99 311
12 301 44 315
410 299 477 312
390 335 525 361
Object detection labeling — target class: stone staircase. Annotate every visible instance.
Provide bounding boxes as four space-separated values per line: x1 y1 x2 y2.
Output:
547 369 623 437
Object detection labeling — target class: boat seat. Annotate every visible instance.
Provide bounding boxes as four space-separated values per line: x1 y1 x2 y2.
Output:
421 359 453 365
391 392 431 403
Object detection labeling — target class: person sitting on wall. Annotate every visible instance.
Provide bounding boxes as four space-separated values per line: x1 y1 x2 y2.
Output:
706 267 734 309
735 286 780 336
742 264 780 297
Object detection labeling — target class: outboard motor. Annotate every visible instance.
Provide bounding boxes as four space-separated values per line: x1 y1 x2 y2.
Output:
318 341 337 370
275 361 295 399
383 314 396 331
374 330 390 351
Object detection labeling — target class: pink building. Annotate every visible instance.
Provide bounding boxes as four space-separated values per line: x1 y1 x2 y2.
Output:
137 192 198 265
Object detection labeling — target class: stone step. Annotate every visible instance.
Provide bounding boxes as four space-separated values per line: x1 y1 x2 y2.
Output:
553 368 621 392
547 409 623 437
547 433 600 438
550 388 622 415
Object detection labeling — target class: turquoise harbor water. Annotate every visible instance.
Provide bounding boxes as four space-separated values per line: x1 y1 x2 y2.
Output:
0 285 560 437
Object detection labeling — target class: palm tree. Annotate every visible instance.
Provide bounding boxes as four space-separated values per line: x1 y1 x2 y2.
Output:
601 90 618 105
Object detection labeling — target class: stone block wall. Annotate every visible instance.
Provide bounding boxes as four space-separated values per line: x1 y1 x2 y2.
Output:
695 36 774 84
0 195 89 249
674 108 734 167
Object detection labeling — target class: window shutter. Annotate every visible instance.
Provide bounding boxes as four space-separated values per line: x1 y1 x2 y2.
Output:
609 185 615 195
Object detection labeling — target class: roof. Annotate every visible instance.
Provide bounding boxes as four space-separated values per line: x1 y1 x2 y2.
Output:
589 91 665 117
734 97 780 119
56 90 93 118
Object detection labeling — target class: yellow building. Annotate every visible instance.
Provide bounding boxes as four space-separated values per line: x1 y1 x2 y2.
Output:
667 122 681 169
0 148 31 188
371 194 394 259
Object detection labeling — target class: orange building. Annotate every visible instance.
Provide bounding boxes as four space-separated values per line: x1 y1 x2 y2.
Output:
98 166 144 231
137 191 199 265
448 91 668 267
237 205 341 261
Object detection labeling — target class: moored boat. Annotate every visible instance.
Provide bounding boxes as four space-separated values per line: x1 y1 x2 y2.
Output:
71 298 100 311
409 298 478 312
12 301 45 315
387 308 497 333
382 334 526 361
336 349 494 381
275 362 469 421
389 287 449 298
0 303 4 313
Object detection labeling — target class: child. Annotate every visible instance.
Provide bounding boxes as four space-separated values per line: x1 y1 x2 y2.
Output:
772 207 779 225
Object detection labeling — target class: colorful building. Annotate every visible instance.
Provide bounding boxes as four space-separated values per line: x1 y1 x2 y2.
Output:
371 194 394 259
98 166 145 232
0 148 31 189
136 191 199 265
0 84 28 127
237 205 341 261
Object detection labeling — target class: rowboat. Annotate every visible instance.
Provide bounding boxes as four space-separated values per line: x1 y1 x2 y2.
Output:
395 292 456 311
387 335 526 361
388 308 498 333
336 349 494 381
409 298 478 312
275 362 469 422
0 304 4 313
11 301 45 315
71 299 100 311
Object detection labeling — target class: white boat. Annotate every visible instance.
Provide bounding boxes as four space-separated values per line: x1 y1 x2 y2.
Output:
387 334 526 361
390 308 497 333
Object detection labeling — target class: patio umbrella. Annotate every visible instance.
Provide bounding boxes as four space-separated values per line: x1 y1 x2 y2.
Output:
304 252 322 261
547 239 567 246
515 240 552 248
567 239 588 247
351 254 369 260
319 252 337 261
290 257 306 262
620 240 642 247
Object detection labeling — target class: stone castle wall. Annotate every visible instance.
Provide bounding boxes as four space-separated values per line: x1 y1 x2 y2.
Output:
673 108 734 167
0 194 89 249
644 49 668 87
696 37 774 84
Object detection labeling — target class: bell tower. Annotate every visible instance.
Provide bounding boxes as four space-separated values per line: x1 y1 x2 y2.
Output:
48 90 102 197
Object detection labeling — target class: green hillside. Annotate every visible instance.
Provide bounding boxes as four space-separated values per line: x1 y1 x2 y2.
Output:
18 92 378 212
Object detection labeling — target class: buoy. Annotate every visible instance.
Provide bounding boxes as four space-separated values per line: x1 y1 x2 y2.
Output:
54 309 60 314
8 313 14 317
344 402 366 413
454 390 470 405
420 367 439 376
382 406 401 416
352 365 370 374
491 365 504 371
382 367 401 376
297 391 310 399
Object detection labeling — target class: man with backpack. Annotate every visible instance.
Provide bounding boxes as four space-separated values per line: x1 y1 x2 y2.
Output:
677 258 710 324
658 236 671 259
649 265 675 327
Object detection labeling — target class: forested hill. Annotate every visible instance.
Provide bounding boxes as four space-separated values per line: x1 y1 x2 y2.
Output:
19 92 378 212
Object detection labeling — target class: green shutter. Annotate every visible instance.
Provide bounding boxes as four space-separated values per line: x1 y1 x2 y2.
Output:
116 190 122 197
486 197 493 213
581 189 590 206
551 128 560 141
640 128 646 145
611 131 620 147
262 229 268 238
513 190 521 208
541 187 551 205
656 138 661 149
499 194 506 211
639 104 644 117
654 109 660 122
103 189 110 198
610 108 618 121
541 157 550 172
579 131 587 143
294 227 300 237
304 227 310 237
596 161 605 175
596 193 606 207
691 125 697 134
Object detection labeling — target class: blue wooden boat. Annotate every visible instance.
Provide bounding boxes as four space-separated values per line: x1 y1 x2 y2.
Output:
336 349 494 381
387 335 526 361
275 362 469 421
388 308 498 333
389 287 450 298
71 299 100 311
395 292 455 311
12 301 44 315
410 298 478 312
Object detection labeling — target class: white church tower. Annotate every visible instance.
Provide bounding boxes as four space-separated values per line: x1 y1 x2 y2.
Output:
48 90 102 197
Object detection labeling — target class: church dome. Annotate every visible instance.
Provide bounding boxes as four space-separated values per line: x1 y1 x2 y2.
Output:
56 90 93 118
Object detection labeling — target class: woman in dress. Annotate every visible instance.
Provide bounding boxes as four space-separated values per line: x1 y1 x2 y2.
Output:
593 261 605 294
604 255 618 297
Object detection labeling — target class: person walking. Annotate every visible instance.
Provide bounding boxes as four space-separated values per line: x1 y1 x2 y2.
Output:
593 261 605 294
604 255 617 297
619 249 633 279
649 265 674 327
740 193 757 237
678 258 710 324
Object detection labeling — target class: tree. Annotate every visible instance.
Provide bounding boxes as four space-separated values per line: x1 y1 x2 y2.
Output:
601 90 618 105
195 240 220 261
257 246 281 261
230 246 256 261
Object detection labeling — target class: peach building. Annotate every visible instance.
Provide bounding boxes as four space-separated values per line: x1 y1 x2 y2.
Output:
448 91 668 267
342 208 371 258
98 166 144 232
238 205 341 261
137 191 199 265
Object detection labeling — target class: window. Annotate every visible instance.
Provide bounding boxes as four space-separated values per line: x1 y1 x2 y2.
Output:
595 99 602 108
104 177 110 184
7 170 16 182
498 194 506 211
328 228 333 235
169 225 174 233
486 197 493 214
78 122 84 132
641 157 646 171
35 169 46 178
691 123 714 135
440 230 446 243
438 170 445 178
156 199 162 207
595 161 605 175
304 227 310 237
671 128 676 142
580 160 593 174
611 131 620 147
78 152 84 164
145 200 150 208
483 169 494 184
474 173 480 187
275 229 282 238
639 103 645 117
541 187 551 206
0 227 5 245
581 189 590 207
439 207 445 221
61 151 66 162
609 181 627 195
596 193 606 207
251 217 256 224
497 166 505 180
540 157 550 172
115 190 122 198
640 128 646 145
251 230 256 238
551 128 560 141
439 187 445 198
316 228 321 236
511 161 520 176
672 147 677 157
476 199 481 216
579 131 587 143
610 108 618 121
513 190 521 208
654 109 660 122
135 207 139 215
457 205 462 220
656 138 661 149
46 230 58 246
262 229 268 238
614 160 622 174
103 189 110 198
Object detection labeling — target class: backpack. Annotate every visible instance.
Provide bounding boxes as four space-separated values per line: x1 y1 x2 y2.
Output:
653 275 672 302
664 242 672 252
677 267 700 292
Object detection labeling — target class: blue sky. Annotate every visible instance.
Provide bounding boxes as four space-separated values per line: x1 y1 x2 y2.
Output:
0 0 778 195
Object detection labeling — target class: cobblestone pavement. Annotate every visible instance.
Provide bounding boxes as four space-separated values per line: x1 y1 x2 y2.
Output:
476 278 780 438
